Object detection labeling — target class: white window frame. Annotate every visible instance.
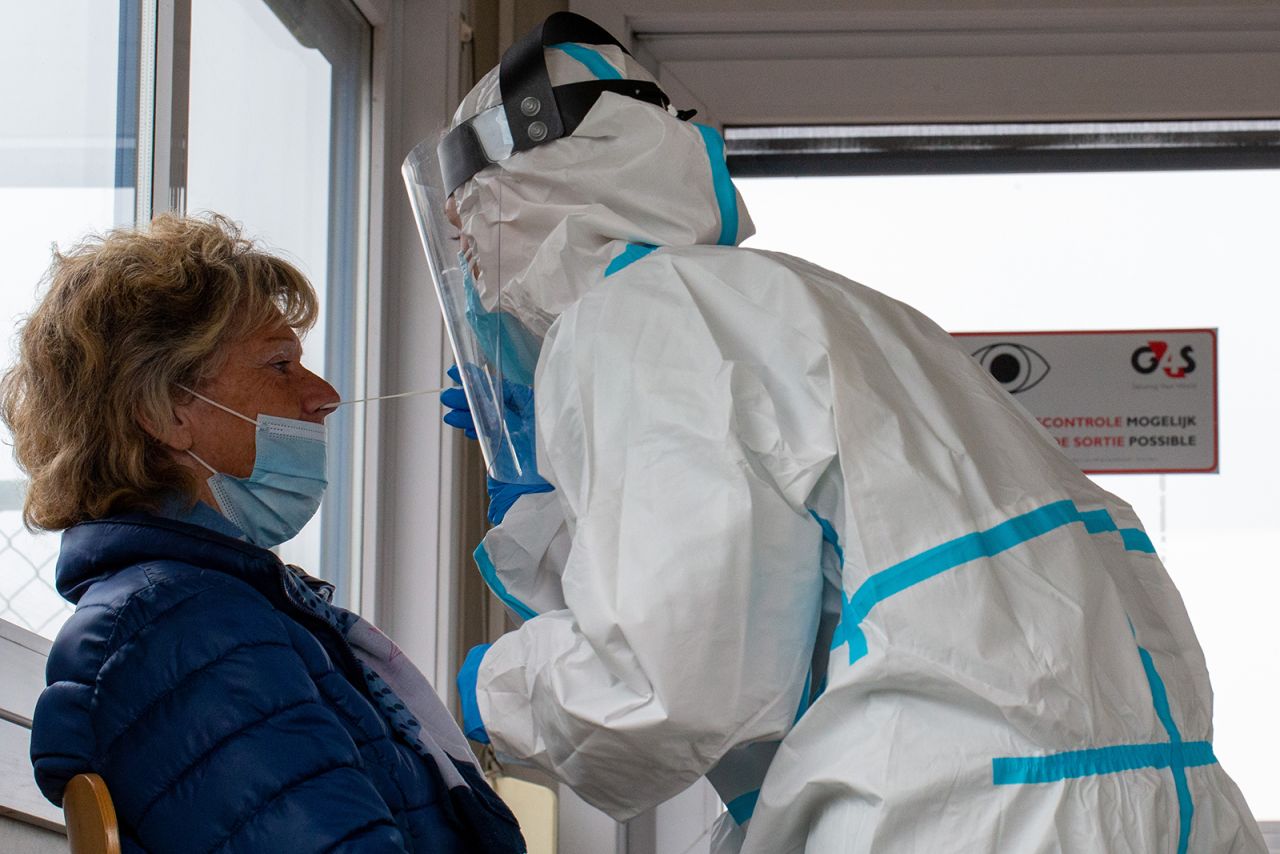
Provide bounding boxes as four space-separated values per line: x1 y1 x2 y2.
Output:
351 0 470 694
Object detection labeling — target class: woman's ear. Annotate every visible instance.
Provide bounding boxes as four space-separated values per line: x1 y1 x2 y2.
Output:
137 397 194 452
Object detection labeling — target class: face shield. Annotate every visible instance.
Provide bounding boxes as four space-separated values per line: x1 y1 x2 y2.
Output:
403 12 686 485
402 139 543 484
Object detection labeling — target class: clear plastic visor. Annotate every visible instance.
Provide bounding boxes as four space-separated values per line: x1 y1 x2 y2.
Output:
401 134 542 484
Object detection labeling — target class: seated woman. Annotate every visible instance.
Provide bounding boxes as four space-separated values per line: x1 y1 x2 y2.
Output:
1 214 525 853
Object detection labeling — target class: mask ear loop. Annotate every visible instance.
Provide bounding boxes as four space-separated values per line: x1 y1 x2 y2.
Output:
185 448 219 475
176 383 259 426
174 384 249 478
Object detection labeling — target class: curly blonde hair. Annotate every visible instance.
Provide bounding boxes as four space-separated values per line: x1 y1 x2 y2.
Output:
0 213 318 531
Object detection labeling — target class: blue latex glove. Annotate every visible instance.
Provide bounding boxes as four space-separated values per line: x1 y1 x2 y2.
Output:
442 365 555 525
486 475 554 525
441 364 535 443
441 365 478 439
457 643 492 744
484 378 553 522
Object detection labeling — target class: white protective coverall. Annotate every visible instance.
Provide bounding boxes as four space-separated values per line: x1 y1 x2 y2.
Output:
452 43 1266 854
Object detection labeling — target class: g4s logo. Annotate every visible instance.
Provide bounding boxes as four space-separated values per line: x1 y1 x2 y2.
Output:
1131 341 1196 378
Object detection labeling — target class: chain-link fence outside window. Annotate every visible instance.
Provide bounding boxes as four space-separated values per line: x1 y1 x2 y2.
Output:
0 495 70 638
1 0 131 641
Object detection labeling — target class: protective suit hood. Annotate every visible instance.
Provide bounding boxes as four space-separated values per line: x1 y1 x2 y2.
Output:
449 42 755 338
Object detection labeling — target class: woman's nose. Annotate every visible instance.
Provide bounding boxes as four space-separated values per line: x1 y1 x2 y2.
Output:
304 371 341 421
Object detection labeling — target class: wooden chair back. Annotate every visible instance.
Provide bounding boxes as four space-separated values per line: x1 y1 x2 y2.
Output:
63 773 121 854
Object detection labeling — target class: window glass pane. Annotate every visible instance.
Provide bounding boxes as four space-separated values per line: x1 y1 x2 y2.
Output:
1 1 133 639
738 170 1280 820
187 0 334 576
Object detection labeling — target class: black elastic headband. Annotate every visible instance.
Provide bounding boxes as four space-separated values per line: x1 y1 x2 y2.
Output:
439 12 685 195
499 12 628 152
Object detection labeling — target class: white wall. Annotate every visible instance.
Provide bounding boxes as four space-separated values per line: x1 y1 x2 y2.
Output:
0 622 62 851
354 0 468 697
0 818 63 854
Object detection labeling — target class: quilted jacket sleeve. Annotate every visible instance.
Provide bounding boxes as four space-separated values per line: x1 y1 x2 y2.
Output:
32 564 407 853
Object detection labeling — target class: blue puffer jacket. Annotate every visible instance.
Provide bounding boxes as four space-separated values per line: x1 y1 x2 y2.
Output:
31 512 524 853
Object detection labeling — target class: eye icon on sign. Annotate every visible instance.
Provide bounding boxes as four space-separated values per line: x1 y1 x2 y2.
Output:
971 342 1051 394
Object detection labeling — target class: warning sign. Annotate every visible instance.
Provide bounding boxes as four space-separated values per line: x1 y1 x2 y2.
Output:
954 329 1218 474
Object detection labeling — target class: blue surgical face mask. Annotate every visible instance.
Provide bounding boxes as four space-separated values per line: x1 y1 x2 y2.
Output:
460 252 541 387
179 386 327 549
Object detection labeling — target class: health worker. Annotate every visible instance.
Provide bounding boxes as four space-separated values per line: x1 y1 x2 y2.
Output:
409 12 1265 854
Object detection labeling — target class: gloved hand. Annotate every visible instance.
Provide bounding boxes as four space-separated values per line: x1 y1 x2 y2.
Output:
442 364 532 441
442 365 555 525
441 365 478 440
457 643 493 744
485 475 554 525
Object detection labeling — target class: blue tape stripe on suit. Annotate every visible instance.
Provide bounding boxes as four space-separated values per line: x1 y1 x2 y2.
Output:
1139 645 1197 854
993 741 1215 785
693 124 738 245
726 789 760 825
815 498 1197 848
473 543 538 622
831 501 1154 663
549 43 622 80
604 242 658 277
993 649 1211 854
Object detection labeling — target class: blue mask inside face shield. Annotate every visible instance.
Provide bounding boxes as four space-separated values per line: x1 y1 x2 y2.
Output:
403 135 546 485
457 256 543 486
460 254 541 388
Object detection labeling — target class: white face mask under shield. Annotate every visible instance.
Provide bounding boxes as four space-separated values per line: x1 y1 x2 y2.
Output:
179 386 327 549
